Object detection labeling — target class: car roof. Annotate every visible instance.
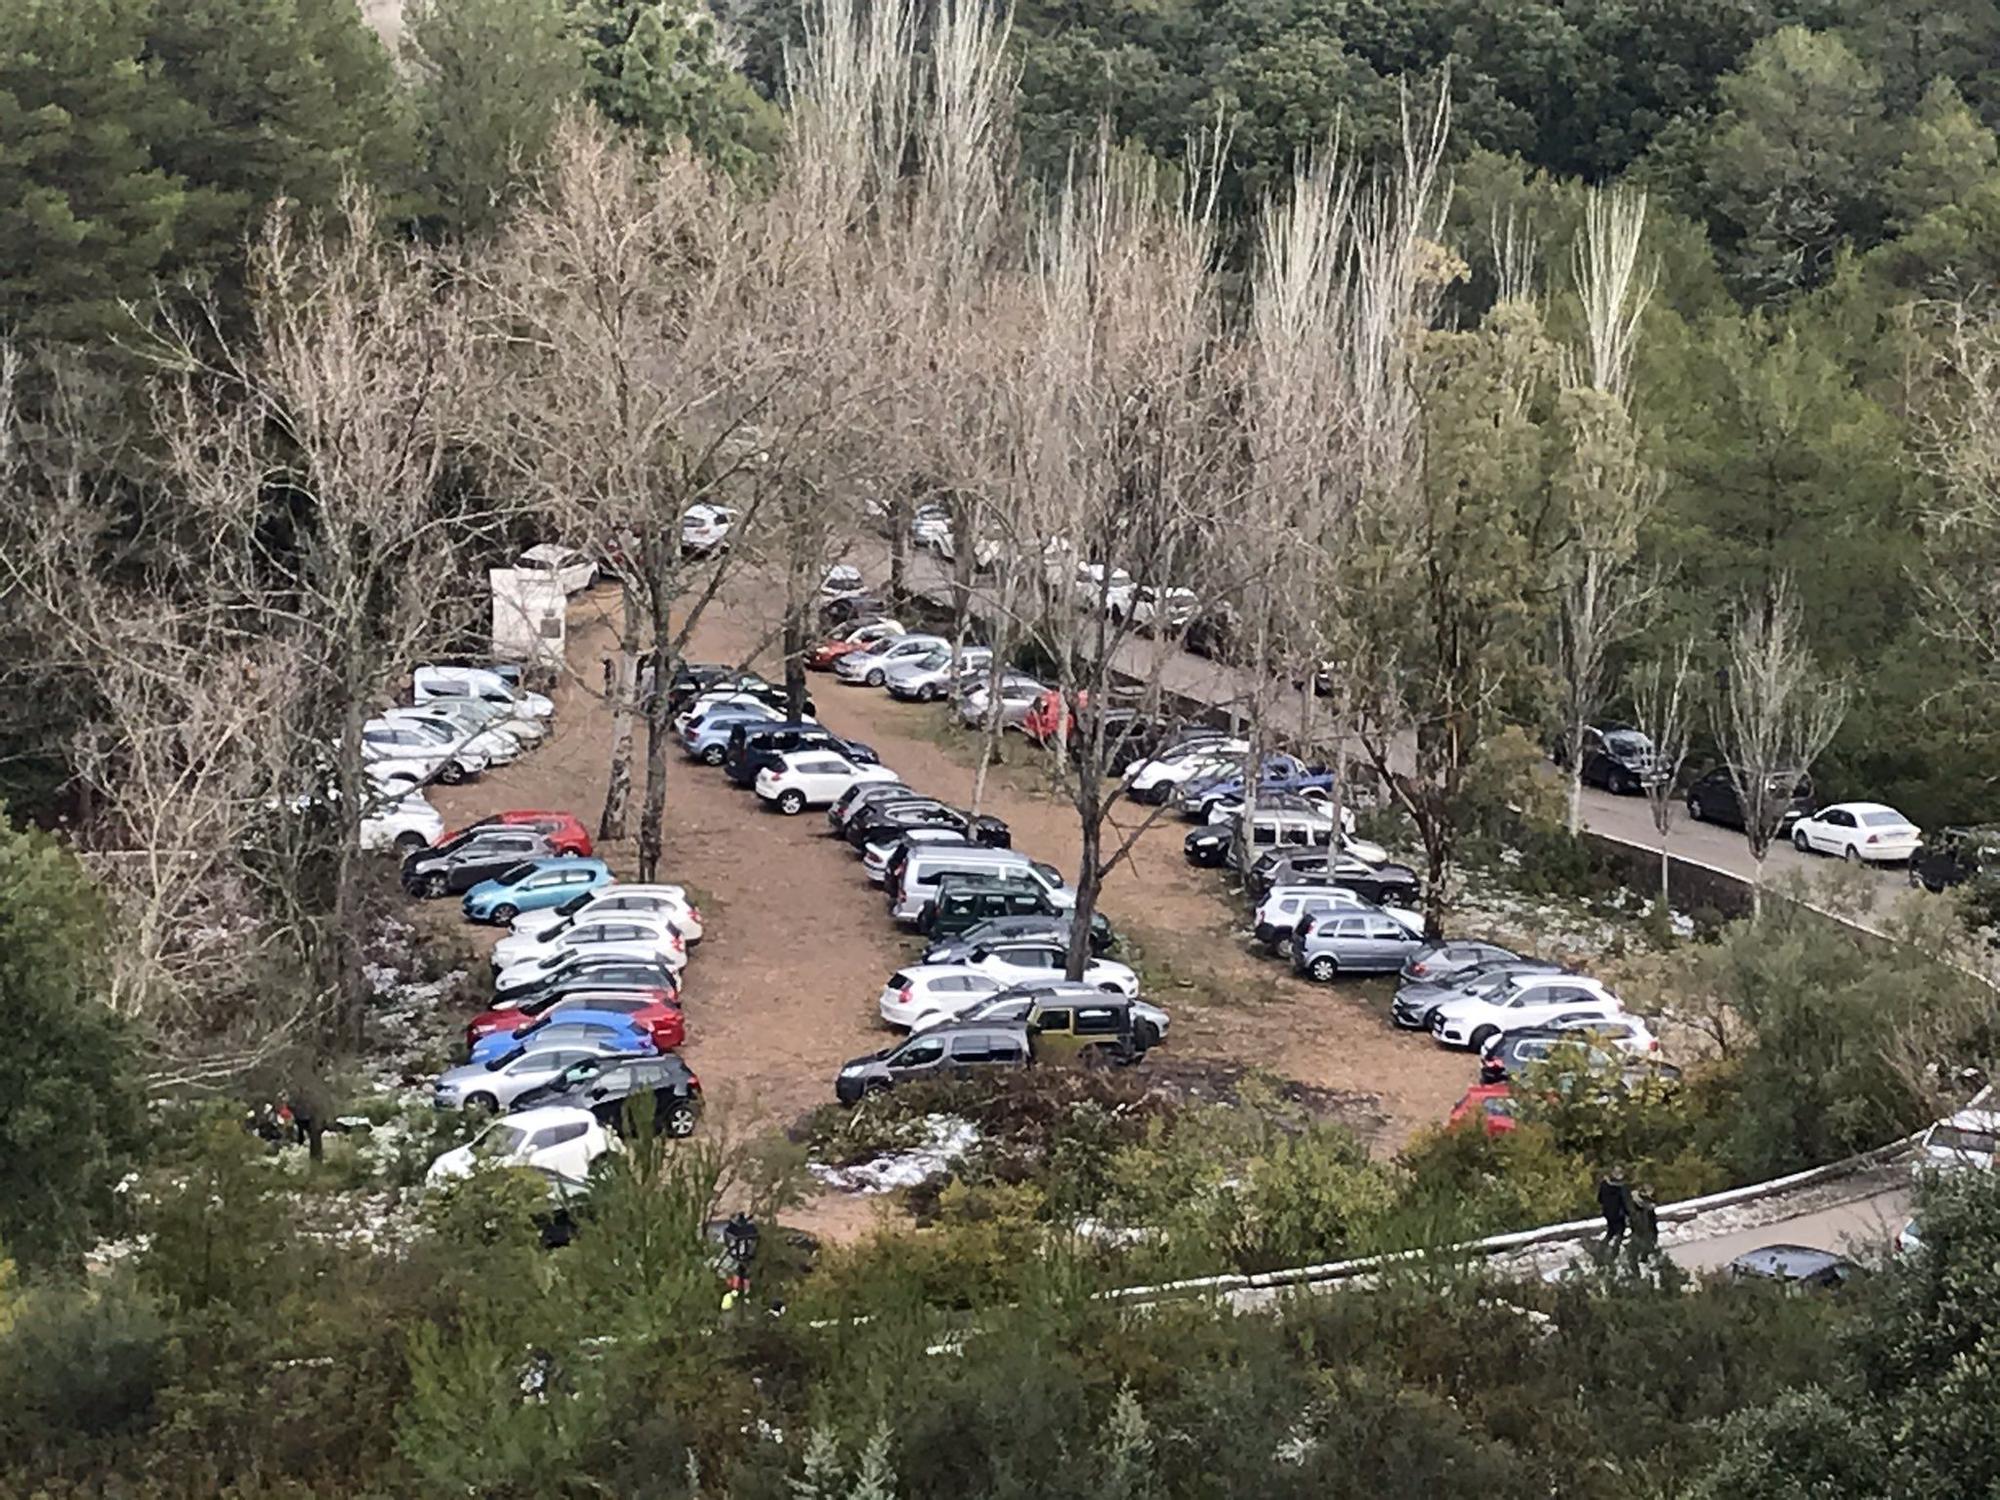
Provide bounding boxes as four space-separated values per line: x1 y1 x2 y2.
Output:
502 1105 601 1130
905 1018 1031 1038
1825 801 1900 816
1941 1108 2000 1129
1728 1244 1853 1278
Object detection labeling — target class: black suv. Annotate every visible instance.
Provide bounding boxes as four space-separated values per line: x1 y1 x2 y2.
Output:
1683 765 1814 834
1249 850 1421 906
513 1052 702 1135
402 828 554 897
923 911 1116 961
724 721 876 786
846 797 1010 850
1910 825 2000 893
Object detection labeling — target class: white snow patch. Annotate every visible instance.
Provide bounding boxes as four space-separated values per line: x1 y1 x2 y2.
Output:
809 1115 978 1194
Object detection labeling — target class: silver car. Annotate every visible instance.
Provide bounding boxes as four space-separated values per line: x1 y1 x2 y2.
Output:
834 633 950 686
1290 908 1424 981
433 1035 633 1111
884 646 992 702
957 673 1046 730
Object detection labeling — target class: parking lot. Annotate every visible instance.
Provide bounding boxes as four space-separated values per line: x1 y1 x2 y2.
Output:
415 578 1475 1154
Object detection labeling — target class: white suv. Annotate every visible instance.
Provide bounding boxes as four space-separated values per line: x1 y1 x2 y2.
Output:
1122 740 1250 803
1430 973 1626 1051
755 751 900 815
1252 885 1422 949
427 1106 617 1189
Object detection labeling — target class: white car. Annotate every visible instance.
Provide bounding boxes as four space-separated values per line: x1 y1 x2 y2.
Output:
681 503 736 555
1122 741 1251 802
1253 885 1424 948
399 694 548 746
883 646 992 702
958 673 1046 730
1429 973 1627 1051
1791 801 1922 863
414 665 554 720
492 912 687 984
379 705 524 766
1072 562 1131 608
518 543 596 595
834 633 950 686
509 883 704 945
755 751 900 815
910 504 952 546
931 527 1000 569
880 949 1140 1025
821 564 866 599
1917 1108 2000 1173
1120 585 1199 632
427 1106 617 1189
359 792 444 854
877 966 1008 1027
359 720 483 784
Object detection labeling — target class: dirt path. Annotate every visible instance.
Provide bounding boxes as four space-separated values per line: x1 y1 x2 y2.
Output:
421 577 1470 1157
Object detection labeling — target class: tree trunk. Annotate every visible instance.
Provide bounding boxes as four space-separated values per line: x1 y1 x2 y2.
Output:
1066 784 1103 982
331 691 368 1049
783 604 810 722
1325 683 1352 848
1420 808 1450 939
1658 842 1670 912
599 591 639 844
1562 722 1586 836
636 633 674 883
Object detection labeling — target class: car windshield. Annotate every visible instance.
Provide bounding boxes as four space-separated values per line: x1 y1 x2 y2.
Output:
493 863 538 886
1603 731 1653 756
1931 1125 2000 1153
1861 810 1907 827
910 650 949 670
471 1123 529 1160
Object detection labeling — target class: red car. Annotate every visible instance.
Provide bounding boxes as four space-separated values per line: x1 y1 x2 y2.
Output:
438 810 593 857
1448 1083 1517 1138
806 620 903 670
465 990 685 1053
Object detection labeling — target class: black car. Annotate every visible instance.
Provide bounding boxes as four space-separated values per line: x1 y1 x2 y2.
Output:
1683 765 1814 834
923 911 1116 962
513 1052 702 1136
827 777 914 834
666 664 761 715
401 829 555 898
1183 825 1234 868
1909 825 2000 893
1182 604 1239 662
1727 1244 1858 1291
723 722 877 786
819 591 890 629
1249 850 1421 906
847 798 1010 850
1556 723 1657 795
491 954 682 1005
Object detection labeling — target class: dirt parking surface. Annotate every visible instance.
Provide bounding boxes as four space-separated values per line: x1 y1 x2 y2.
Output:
419 578 1470 1156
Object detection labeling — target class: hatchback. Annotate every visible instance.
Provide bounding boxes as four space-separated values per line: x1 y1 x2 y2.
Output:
462 858 612 924
513 1052 703 1137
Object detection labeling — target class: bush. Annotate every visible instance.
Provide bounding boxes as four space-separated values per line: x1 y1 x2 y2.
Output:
0 1279 166 1444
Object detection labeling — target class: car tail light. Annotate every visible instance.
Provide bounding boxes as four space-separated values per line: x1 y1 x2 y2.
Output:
687 1071 701 1092
898 984 913 1007
689 907 702 927
1867 834 1880 844
1408 961 1429 976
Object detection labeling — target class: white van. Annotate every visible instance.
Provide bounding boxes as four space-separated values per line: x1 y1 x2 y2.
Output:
414 664 554 719
1227 809 1335 871
890 847 1071 924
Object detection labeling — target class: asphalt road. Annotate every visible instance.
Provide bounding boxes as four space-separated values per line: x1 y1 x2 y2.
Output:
866 543 1918 909
1667 1175 1914 1272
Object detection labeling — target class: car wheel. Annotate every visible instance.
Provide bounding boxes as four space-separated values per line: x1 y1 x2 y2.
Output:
424 873 449 899
863 1078 891 1096
393 831 427 853
664 1100 699 1137
1793 828 1812 853
1924 875 1947 894
919 683 939 702
777 789 806 815
1843 843 1861 864
1308 955 1338 982
866 668 886 687
439 760 467 786
701 744 726 766
490 903 518 924
465 1092 499 1113
1468 1026 1498 1052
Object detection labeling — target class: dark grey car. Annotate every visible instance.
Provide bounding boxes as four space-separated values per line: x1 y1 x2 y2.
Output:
1398 940 1520 984
1391 958 1566 1030
834 1021 1031 1102
1290 909 1425 981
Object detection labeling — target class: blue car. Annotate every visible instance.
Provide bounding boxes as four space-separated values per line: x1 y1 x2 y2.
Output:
462 858 613 924
1174 755 1328 819
468 1008 653 1064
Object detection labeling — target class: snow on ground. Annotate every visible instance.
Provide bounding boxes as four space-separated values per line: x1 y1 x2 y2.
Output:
809 1115 979 1194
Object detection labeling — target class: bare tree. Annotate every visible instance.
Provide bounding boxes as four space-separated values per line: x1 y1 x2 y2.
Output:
1551 187 1662 832
1714 578 1849 914
1627 640 1698 909
1915 298 2000 679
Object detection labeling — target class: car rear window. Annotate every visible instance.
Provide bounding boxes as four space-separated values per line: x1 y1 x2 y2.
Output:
1861 810 1906 826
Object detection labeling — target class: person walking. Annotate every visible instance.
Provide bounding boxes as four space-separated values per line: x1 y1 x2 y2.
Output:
1597 1168 1630 1257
